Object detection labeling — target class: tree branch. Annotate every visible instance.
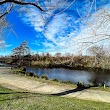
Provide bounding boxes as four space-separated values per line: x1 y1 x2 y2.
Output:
0 5 13 18
0 0 44 11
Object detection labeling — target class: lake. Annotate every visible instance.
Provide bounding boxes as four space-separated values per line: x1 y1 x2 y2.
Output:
26 67 110 87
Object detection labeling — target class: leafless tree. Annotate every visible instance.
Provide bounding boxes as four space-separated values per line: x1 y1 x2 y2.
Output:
12 41 30 57
88 46 105 63
78 1 110 47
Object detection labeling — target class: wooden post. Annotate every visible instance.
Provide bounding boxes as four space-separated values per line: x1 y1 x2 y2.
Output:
103 84 106 89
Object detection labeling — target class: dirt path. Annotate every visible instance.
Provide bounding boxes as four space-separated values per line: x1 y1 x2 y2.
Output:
0 67 110 103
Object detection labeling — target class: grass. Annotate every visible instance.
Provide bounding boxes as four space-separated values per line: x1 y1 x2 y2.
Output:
90 86 110 92
0 85 110 110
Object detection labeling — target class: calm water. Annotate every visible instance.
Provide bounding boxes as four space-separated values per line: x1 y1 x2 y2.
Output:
26 67 110 87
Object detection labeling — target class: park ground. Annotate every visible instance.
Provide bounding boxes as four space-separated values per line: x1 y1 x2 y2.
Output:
0 67 110 110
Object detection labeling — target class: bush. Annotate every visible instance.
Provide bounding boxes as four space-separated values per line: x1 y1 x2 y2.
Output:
18 67 26 74
51 79 59 82
64 81 73 84
33 74 39 78
40 74 48 80
77 81 85 88
25 72 34 76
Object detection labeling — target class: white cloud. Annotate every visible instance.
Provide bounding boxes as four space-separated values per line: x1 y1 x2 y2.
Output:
20 7 45 32
42 6 110 55
0 40 5 48
66 7 110 55
44 13 68 43
31 40 41 46
20 4 110 55
6 44 12 48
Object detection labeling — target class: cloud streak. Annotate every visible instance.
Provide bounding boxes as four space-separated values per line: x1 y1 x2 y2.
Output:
20 1 110 55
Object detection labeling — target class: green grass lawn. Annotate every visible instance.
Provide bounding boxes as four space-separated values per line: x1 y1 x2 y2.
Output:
0 85 110 110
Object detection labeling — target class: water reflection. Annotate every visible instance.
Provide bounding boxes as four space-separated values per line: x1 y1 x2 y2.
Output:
26 67 110 86
48 69 93 84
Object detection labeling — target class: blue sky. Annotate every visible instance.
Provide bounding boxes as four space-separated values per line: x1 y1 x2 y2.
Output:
0 0 110 55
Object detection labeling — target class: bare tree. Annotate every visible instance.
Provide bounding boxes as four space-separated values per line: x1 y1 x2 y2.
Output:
11 41 30 65
88 45 106 65
77 1 110 48
12 41 30 57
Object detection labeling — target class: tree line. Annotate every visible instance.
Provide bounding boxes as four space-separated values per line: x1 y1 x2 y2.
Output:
0 41 110 70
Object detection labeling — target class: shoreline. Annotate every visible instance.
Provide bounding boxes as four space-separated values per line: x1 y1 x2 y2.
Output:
8 62 110 72
0 67 110 103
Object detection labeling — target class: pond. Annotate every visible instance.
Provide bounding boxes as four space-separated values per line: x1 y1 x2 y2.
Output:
26 67 110 87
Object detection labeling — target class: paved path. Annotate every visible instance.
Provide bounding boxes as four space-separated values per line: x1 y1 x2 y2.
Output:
0 67 110 103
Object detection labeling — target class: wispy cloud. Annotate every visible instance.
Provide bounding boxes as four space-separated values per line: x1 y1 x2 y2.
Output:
43 6 110 54
20 7 46 32
6 44 12 48
20 1 110 55
44 13 68 42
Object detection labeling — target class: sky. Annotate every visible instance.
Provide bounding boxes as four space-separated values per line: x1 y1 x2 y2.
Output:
0 0 110 56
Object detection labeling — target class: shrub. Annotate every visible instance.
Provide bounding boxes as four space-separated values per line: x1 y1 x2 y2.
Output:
66 81 73 84
33 74 39 78
77 81 85 88
18 67 26 74
41 74 48 80
52 79 59 82
61 81 73 84
25 72 34 76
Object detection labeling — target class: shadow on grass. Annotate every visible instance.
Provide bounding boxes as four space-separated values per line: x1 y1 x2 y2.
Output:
0 85 92 102
0 92 30 95
51 86 91 96
0 91 45 102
